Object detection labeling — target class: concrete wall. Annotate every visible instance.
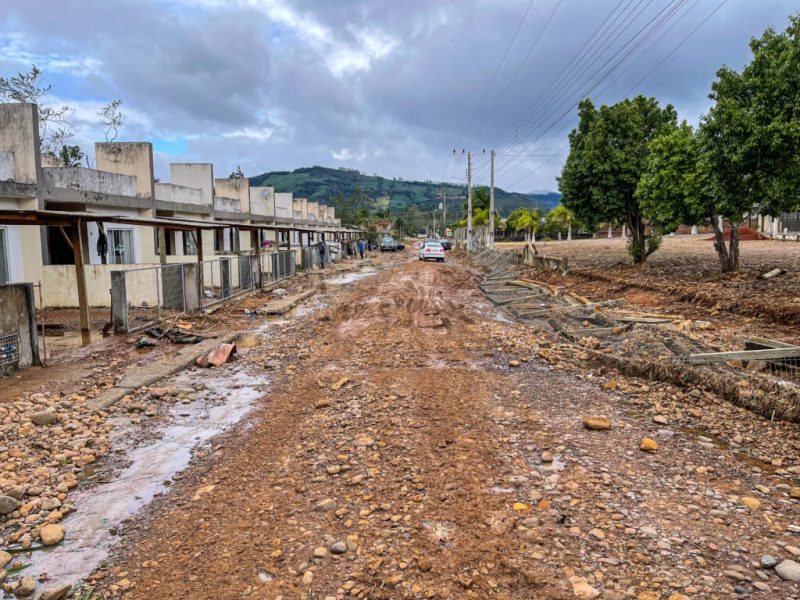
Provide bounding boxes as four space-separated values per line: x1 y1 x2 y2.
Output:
170 164 214 206
275 192 293 218
0 103 41 186
250 186 275 218
214 178 250 214
293 198 307 220
95 142 154 199
0 152 15 181
307 202 318 222
42 167 137 196
155 182 204 206
0 283 40 368
213 196 240 213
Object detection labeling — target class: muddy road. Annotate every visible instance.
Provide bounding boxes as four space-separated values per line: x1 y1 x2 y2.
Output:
68 252 800 599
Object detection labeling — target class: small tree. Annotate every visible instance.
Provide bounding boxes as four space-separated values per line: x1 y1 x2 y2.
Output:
98 99 124 142
559 96 677 263
59 144 84 167
544 205 576 239
507 207 540 242
0 65 74 153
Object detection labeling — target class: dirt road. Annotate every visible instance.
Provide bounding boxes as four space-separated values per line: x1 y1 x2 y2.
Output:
83 252 800 599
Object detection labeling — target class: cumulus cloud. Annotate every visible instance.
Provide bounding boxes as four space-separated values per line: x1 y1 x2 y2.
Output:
1 0 797 191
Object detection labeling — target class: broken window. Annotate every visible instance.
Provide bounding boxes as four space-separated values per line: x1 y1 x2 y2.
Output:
183 231 197 255
108 229 134 264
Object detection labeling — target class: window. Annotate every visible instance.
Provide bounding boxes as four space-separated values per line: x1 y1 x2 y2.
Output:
0 228 9 284
183 231 197 255
108 229 134 264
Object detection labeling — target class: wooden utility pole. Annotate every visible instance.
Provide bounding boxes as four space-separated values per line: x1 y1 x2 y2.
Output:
70 220 90 339
467 151 472 252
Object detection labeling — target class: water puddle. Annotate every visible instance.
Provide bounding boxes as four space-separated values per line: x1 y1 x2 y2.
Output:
22 368 268 592
324 268 378 285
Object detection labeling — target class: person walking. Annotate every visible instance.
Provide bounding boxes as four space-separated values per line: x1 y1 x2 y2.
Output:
317 239 326 269
358 239 365 259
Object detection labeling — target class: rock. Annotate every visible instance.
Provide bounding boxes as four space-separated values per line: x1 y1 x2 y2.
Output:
13 576 35 597
775 559 800 582
0 495 20 515
40 584 72 600
640 438 658 452
636 593 659 600
330 541 347 554
569 576 600 599
314 498 336 512
760 555 778 569
540 451 553 463
652 415 669 425
740 496 761 509
0 550 11 569
302 571 314 585
237 335 261 349
315 399 331 409
753 581 771 593
39 524 65 546
148 387 170 398
508 360 520 367
330 377 349 390
30 410 58 426
313 546 328 558
583 417 611 431
417 557 433 572
790 487 800 499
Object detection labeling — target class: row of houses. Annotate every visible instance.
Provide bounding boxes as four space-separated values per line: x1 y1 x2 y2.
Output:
0 103 360 312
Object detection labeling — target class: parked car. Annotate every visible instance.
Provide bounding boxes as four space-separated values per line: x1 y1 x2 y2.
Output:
419 242 445 262
395 241 406 250
380 237 398 252
438 239 452 250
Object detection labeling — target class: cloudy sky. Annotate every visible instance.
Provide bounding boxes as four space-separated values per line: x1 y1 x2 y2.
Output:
1 0 797 193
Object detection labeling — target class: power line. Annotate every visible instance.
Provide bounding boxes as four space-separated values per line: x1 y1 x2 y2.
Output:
454 0 537 151
504 0 730 190
493 0 692 180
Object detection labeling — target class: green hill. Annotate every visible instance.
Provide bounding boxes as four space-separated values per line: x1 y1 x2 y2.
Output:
249 166 559 217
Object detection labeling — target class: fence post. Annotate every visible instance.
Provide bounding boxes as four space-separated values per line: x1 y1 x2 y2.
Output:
182 263 200 312
111 271 129 334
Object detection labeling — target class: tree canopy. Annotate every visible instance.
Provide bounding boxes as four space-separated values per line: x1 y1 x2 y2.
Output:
558 95 677 263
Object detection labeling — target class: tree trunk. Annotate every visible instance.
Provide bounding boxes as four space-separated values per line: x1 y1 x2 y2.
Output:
607 223 613 238
711 214 737 272
567 222 572 240
628 214 647 264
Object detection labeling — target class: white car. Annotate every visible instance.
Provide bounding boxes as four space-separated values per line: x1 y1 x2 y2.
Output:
419 242 445 262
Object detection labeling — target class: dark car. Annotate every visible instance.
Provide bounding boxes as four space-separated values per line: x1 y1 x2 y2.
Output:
395 241 405 250
438 239 452 250
380 237 398 252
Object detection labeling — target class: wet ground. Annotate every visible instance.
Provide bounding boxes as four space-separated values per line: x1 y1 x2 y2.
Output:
4 249 800 599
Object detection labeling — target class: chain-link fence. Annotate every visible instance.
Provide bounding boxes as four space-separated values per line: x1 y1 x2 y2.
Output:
261 250 296 284
299 245 331 270
117 264 187 332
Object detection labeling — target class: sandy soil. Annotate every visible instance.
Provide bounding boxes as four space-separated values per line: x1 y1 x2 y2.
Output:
71 248 800 600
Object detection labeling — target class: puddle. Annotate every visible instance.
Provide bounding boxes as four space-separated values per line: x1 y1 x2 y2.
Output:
537 454 566 472
22 368 268 592
324 268 378 285
678 426 780 475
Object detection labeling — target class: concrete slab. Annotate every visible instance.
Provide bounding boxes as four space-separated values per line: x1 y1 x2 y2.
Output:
256 289 315 316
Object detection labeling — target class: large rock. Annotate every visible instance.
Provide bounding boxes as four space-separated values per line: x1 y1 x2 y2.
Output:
775 559 800 582
583 417 611 431
13 576 35 596
39 524 65 546
40 585 73 600
0 495 20 515
569 575 600 599
30 410 58 426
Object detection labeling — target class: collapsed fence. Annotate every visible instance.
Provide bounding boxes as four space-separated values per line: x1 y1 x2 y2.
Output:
464 247 800 422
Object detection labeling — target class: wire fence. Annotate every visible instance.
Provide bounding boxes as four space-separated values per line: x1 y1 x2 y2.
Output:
261 250 296 284
121 264 188 331
201 256 259 309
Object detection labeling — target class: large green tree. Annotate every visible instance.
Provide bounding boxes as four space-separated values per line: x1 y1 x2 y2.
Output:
506 207 540 242
558 96 678 263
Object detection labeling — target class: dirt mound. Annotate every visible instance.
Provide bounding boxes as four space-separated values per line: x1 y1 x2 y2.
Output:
706 225 769 241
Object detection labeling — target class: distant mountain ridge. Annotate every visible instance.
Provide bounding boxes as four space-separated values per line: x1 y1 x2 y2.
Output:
249 166 560 217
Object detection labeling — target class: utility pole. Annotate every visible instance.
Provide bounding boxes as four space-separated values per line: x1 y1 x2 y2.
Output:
467 152 473 252
489 149 495 250
454 149 485 252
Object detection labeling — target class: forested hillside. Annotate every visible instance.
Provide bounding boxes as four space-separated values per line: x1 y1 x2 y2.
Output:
249 165 559 217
